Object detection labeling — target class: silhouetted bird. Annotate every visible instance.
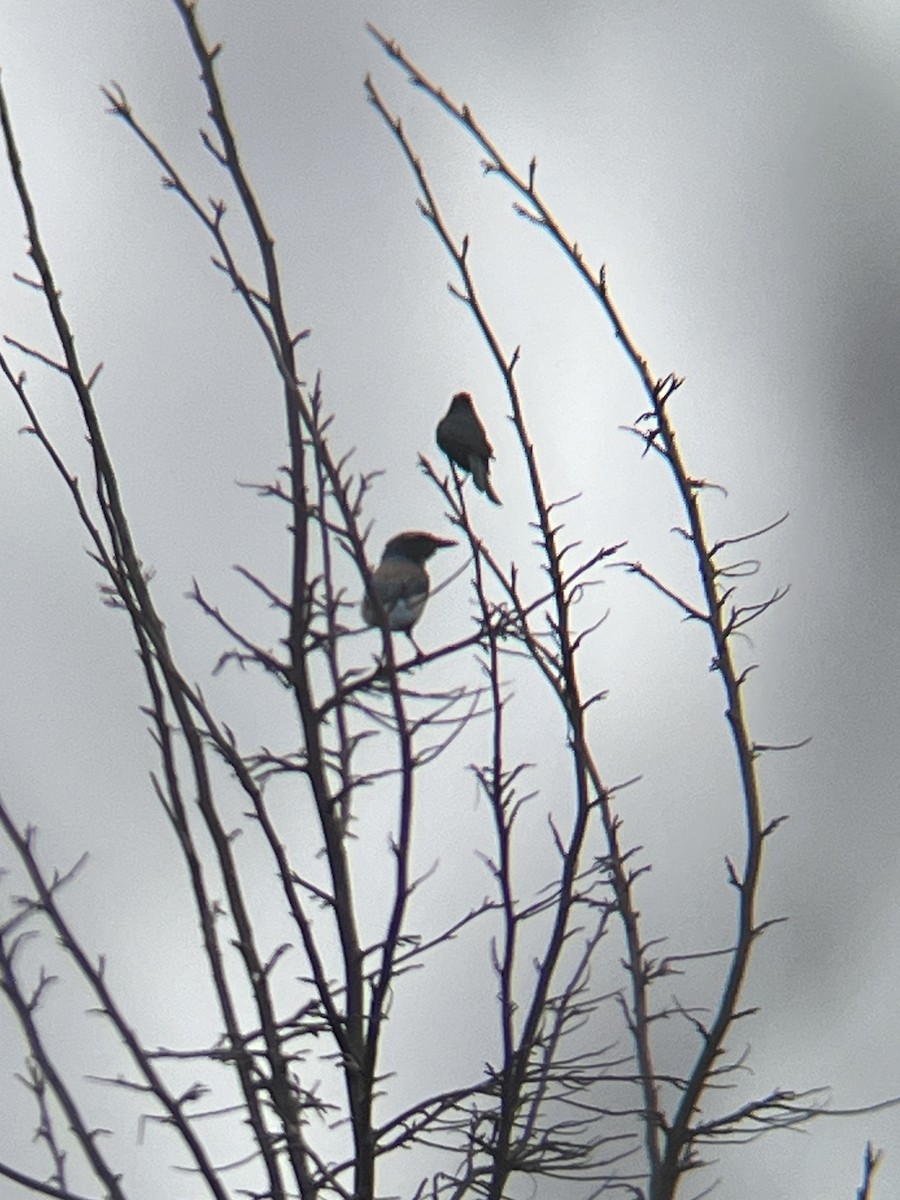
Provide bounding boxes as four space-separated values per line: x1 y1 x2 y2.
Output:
362 531 456 636
436 392 501 505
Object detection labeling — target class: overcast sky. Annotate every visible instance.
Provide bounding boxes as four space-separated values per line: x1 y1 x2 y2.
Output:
1 2 900 1198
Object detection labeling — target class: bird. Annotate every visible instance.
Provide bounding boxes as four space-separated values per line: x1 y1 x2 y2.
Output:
361 531 457 638
436 392 502 505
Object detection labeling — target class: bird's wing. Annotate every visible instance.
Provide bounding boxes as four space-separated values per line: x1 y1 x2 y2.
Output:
437 413 492 462
365 559 429 629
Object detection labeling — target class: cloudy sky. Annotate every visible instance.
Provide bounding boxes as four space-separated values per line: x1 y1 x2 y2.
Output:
1 2 899 1198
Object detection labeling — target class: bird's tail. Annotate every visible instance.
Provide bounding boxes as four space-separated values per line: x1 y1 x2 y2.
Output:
471 459 502 506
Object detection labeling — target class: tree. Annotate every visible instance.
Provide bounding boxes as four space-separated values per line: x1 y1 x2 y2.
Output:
0 5 887 1199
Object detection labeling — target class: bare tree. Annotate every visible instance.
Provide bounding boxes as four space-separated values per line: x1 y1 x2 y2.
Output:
0 5 871 1200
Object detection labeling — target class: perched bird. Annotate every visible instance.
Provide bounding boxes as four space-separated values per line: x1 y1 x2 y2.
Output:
436 392 502 505
361 531 456 637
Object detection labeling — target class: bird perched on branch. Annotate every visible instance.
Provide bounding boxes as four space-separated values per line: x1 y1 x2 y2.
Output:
361 530 456 638
436 392 502 505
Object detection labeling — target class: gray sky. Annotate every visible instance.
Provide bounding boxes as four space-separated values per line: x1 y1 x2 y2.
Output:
1 2 899 1198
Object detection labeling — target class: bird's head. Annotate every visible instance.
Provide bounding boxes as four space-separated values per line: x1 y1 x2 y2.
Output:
450 391 475 413
382 531 457 564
